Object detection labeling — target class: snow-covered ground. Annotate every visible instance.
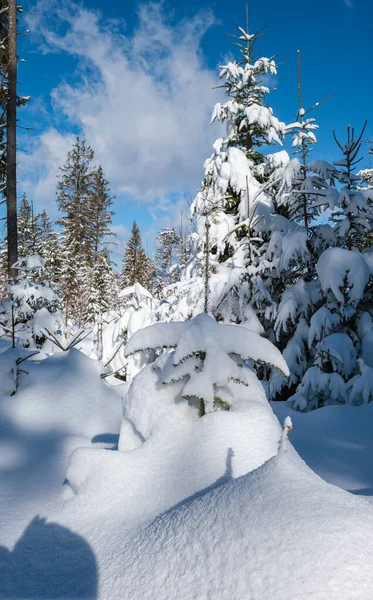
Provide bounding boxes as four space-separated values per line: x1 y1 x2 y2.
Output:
273 401 373 496
1 351 373 599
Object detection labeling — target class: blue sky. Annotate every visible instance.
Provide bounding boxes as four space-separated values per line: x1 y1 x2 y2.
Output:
13 0 373 262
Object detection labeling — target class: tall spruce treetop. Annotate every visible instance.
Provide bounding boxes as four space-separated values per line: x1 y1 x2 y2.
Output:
88 165 115 254
34 209 60 274
121 221 154 292
57 137 94 259
186 23 286 325
155 227 180 290
17 193 38 257
199 24 285 257
331 122 373 251
56 137 95 322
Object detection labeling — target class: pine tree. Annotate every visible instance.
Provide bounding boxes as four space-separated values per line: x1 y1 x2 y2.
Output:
121 222 154 292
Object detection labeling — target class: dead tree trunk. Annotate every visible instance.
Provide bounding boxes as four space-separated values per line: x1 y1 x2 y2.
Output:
6 0 18 278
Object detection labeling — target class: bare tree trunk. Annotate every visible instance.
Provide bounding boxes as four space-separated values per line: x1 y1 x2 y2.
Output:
6 0 18 278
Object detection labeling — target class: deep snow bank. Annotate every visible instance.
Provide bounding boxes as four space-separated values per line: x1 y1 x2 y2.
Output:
101 447 373 600
65 402 281 526
273 401 373 495
0 349 123 546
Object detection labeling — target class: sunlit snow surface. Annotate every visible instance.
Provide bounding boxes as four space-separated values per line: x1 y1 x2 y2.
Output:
1 351 373 598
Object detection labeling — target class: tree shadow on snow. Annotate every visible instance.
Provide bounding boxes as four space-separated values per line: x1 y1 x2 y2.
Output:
0 516 97 599
168 447 235 513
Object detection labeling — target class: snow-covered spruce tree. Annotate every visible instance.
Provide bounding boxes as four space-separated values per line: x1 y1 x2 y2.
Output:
121 221 155 292
122 313 289 425
56 137 95 322
169 24 286 324
34 209 61 275
82 250 115 324
331 122 373 251
0 254 65 350
82 166 116 322
17 193 38 256
286 124 373 411
260 56 338 400
87 165 115 255
155 227 180 292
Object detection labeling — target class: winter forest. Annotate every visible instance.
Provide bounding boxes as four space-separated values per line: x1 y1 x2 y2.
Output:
1 0 373 598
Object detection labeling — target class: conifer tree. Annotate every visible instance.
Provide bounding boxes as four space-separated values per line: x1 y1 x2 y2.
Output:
34 209 61 275
155 227 180 289
17 193 39 256
332 122 372 251
0 254 66 349
184 23 286 323
121 221 154 292
56 137 94 321
88 165 115 254
83 165 116 321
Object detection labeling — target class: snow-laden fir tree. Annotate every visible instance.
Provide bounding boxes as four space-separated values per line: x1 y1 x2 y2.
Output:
17 193 38 256
285 125 373 410
56 139 116 324
57 137 95 322
121 221 155 292
83 165 116 322
155 227 180 292
162 23 286 324
258 56 338 400
331 122 373 251
0 254 66 350
88 165 115 255
34 209 61 275
119 313 289 448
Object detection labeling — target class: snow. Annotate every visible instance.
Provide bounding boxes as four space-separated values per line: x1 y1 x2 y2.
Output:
14 254 45 271
317 247 370 304
125 313 289 377
66 404 281 524
315 332 356 376
3 342 373 598
273 401 373 494
0 349 122 546
98 443 373 600
118 281 153 302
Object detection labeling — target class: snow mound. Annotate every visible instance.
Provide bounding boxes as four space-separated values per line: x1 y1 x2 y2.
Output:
66 404 281 526
102 447 373 600
0 348 122 439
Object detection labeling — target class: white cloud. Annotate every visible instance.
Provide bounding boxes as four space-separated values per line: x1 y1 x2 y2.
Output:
109 224 129 265
18 129 76 213
344 0 353 6
23 1 221 209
